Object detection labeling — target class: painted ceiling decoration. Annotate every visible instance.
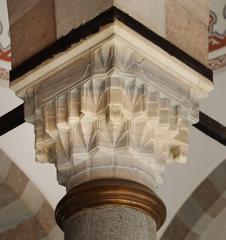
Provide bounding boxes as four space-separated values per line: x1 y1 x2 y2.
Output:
0 149 63 240
209 0 226 70
161 159 226 240
0 0 11 81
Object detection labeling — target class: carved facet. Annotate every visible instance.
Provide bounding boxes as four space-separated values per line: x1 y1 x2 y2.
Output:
22 40 201 189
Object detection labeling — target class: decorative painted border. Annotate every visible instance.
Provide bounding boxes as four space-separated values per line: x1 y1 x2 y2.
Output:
208 1 226 70
0 5 11 62
161 159 226 240
0 0 11 81
0 66 9 80
208 53 226 70
209 6 226 52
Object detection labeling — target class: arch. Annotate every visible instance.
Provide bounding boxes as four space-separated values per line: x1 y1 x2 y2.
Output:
161 159 226 240
0 149 63 239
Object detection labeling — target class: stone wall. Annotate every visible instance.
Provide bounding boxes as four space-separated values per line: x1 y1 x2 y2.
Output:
7 0 209 67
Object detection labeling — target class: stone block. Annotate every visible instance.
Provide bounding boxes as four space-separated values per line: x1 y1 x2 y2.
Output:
192 179 220 211
54 0 166 38
7 0 41 25
54 0 112 37
166 0 209 65
10 0 56 67
114 0 165 37
5 163 28 196
175 0 209 24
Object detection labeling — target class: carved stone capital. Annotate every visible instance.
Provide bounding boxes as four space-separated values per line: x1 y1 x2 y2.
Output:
11 22 213 190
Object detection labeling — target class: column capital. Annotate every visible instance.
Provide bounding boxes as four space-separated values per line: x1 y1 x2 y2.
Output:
10 21 213 190
9 5 214 238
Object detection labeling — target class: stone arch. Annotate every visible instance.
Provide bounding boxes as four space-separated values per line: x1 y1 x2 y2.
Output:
0 148 63 240
161 159 226 240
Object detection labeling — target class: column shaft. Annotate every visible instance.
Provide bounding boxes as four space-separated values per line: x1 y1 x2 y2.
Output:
65 206 156 240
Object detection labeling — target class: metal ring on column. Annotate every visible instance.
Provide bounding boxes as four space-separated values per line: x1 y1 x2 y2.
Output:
55 179 166 230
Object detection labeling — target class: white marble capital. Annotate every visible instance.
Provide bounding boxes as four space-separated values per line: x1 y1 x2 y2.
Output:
11 22 213 190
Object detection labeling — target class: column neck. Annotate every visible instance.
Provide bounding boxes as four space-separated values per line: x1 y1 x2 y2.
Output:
55 179 166 231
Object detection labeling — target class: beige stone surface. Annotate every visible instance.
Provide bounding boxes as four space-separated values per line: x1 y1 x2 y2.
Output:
166 0 209 65
55 0 209 64
161 216 191 240
8 0 209 68
193 179 220 211
10 0 56 67
54 0 166 38
0 150 12 184
176 0 209 24
0 184 18 209
41 226 64 240
0 150 59 239
5 163 28 196
207 195 226 218
36 201 56 233
114 0 165 37
0 217 46 240
7 0 41 25
54 0 112 37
